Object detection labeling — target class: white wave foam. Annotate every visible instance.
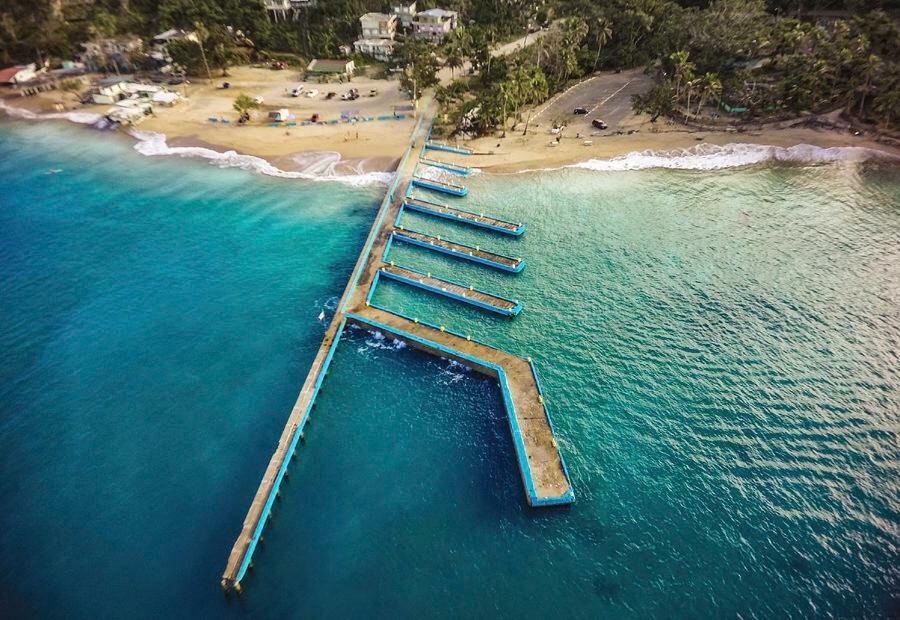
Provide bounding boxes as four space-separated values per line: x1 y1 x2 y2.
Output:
128 129 393 186
0 99 102 125
356 329 407 354
565 143 898 172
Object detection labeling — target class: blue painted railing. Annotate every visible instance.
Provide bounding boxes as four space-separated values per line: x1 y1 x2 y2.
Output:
412 176 468 197
390 230 524 273
234 317 349 583
403 199 525 236
419 157 473 176
424 141 473 155
345 312 573 507
378 265 523 316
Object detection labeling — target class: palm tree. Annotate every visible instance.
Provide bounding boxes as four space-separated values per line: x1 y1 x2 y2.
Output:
873 87 899 128
522 67 548 136
445 45 464 79
696 72 722 117
592 18 613 74
193 21 213 82
856 53 881 118
685 78 698 117
669 50 695 101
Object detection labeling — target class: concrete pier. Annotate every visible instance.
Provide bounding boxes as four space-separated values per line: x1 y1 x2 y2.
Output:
402 197 525 236
391 228 524 272
411 175 468 197
419 157 472 176
221 98 572 593
377 263 522 316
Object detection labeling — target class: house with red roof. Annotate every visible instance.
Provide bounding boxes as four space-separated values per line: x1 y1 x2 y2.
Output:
0 64 38 85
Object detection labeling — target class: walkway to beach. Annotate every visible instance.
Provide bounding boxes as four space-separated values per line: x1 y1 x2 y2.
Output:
221 97 573 594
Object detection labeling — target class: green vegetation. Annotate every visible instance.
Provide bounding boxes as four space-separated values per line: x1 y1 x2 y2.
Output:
1 0 897 131
232 92 259 115
624 1 900 129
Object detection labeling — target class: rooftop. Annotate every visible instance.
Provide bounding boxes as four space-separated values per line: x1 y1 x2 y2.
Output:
0 66 27 83
361 12 395 20
417 8 457 17
307 58 353 73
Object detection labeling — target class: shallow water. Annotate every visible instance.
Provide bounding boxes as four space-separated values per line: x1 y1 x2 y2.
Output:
1 120 898 618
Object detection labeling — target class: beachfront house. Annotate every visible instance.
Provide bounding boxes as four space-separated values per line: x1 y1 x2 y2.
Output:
0 64 38 85
359 13 397 40
412 8 459 42
306 59 355 81
390 2 417 30
353 38 396 62
91 80 126 104
79 36 144 73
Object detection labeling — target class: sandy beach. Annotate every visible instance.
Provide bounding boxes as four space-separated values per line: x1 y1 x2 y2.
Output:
453 123 900 173
2 65 897 178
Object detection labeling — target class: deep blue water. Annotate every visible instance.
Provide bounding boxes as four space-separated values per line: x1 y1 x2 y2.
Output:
1 120 899 618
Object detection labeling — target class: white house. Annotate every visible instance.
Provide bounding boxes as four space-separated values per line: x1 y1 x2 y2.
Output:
91 80 126 104
390 2 417 29
0 64 38 85
353 38 396 62
412 8 458 41
359 13 397 40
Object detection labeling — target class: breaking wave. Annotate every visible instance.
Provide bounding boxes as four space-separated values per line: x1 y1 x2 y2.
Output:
566 143 898 172
129 130 394 187
0 99 102 125
0 101 393 186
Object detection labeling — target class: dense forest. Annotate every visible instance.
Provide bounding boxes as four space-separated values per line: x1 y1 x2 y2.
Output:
1 0 897 130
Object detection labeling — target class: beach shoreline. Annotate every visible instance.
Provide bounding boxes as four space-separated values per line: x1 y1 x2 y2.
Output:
3 86 898 181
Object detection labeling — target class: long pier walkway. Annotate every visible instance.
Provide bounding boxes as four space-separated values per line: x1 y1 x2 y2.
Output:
221 99 573 594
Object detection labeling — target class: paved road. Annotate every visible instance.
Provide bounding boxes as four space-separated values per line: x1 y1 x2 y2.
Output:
531 68 651 133
438 25 555 84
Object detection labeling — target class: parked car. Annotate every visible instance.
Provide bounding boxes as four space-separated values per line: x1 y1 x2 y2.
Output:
253 95 264 104
305 89 318 98
369 88 378 97
167 76 184 85
573 106 588 115
291 85 304 97
325 91 337 100
592 119 608 129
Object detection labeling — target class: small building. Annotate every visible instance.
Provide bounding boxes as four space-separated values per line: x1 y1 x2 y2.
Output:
359 12 397 40
151 90 180 106
91 81 126 104
264 0 317 22
0 64 38 85
80 36 144 73
353 38 396 62
390 2 417 30
152 29 199 52
412 8 458 41
268 108 291 122
306 59 355 79
106 102 150 125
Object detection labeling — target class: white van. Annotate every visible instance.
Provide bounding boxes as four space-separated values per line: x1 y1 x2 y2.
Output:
290 85 304 97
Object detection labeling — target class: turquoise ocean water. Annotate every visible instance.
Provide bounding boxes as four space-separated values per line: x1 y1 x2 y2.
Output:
1 119 898 618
